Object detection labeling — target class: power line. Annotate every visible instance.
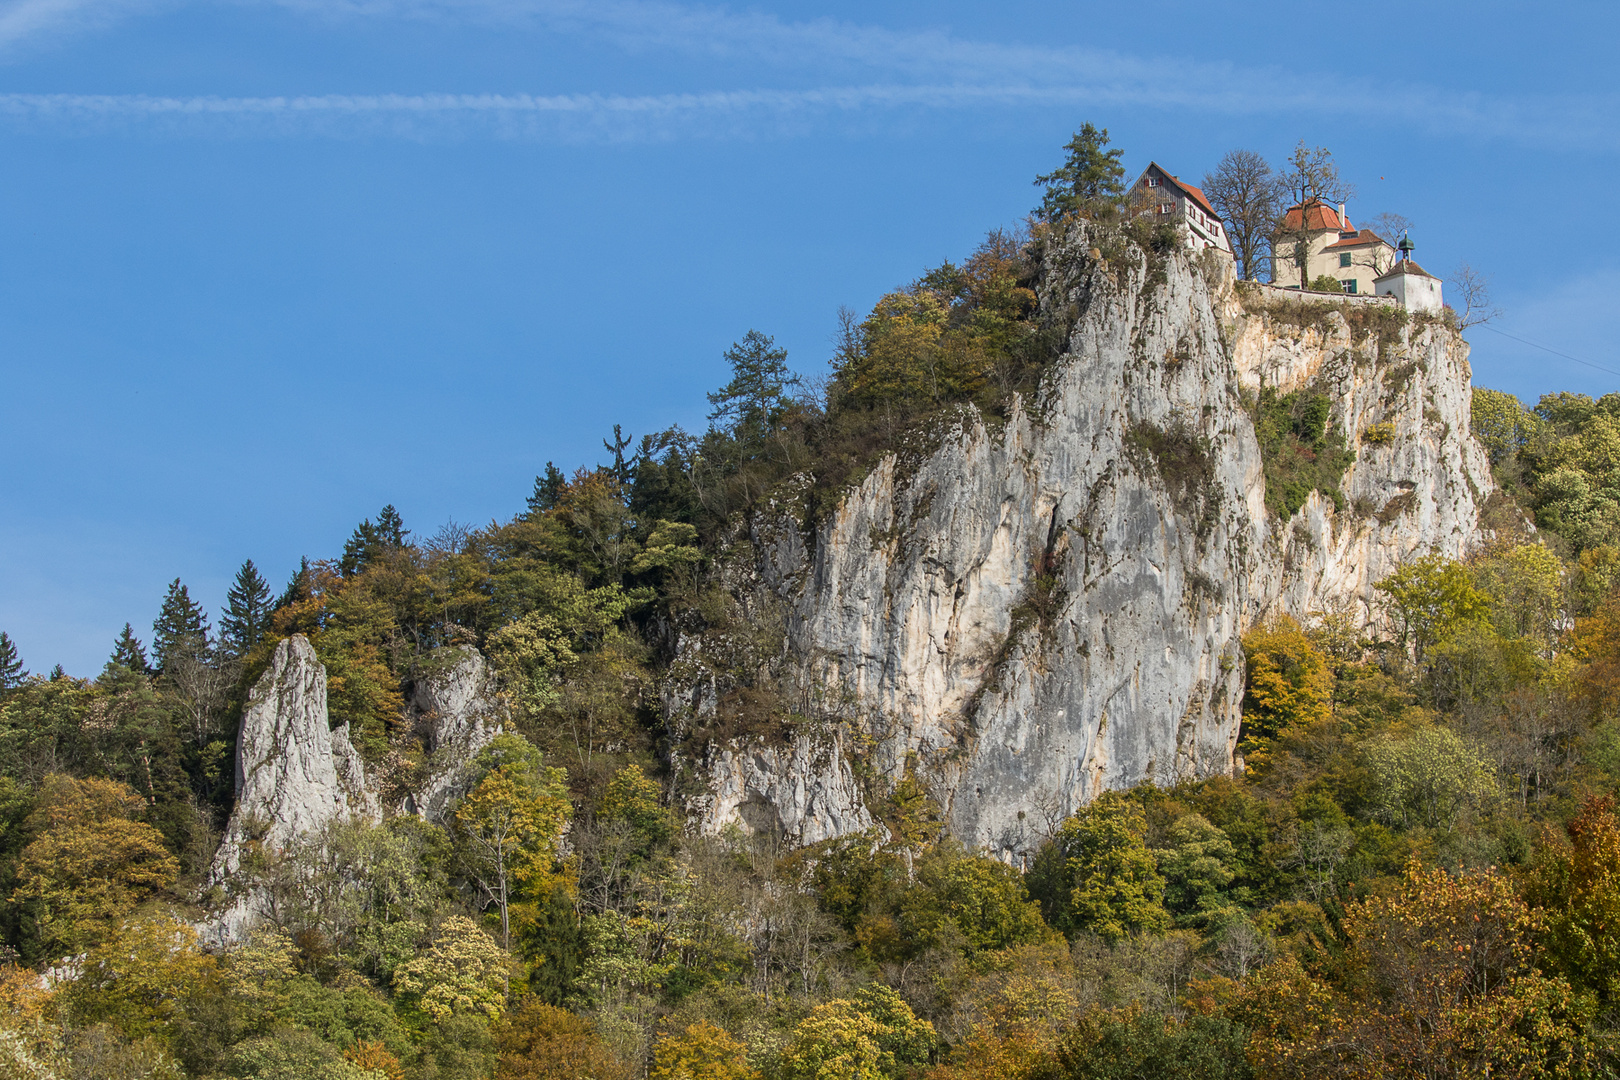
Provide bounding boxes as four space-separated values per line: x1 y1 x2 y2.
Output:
1477 324 1620 380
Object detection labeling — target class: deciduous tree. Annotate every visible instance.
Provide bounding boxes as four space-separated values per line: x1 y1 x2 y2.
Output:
1201 148 1278 281
13 774 179 960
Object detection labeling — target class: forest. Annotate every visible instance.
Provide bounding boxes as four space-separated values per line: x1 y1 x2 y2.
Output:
4 128 1620 1080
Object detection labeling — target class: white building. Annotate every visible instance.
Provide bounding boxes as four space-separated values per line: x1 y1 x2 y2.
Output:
1129 163 1233 254
1270 200 1397 295
1374 259 1444 313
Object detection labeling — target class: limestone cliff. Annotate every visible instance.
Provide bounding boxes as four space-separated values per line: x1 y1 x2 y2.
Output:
209 634 379 887
404 646 503 823
670 227 1495 857
205 638 502 934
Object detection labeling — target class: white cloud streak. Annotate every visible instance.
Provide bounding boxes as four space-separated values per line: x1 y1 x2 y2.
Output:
0 0 1613 149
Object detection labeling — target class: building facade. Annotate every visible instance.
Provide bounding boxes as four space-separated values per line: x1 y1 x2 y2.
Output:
1271 200 1397 295
1129 163 1233 255
1373 259 1444 313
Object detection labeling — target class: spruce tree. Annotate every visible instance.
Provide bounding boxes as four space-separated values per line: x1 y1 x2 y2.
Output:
220 559 273 658
151 578 210 673
340 506 408 577
375 504 407 547
108 623 150 674
277 556 313 611
0 631 24 688
527 462 567 518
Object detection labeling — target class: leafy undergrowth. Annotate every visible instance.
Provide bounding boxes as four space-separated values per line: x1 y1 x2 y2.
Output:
1251 387 1356 518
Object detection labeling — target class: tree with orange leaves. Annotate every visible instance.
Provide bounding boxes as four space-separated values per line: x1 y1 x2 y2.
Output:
1528 794 1620 1005
1233 860 1595 1080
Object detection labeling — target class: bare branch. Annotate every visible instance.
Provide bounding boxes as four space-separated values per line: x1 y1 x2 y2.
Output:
1450 263 1503 328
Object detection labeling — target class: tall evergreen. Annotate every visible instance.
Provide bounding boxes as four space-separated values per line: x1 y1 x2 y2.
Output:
527 462 567 518
220 559 273 658
340 505 408 577
277 556 313 612
1033 122 1126 223
707 330 798 443
107 623 150 674
0 631 24 688
151 578 210 673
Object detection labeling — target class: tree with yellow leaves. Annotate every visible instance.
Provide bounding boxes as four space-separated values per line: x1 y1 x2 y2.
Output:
12 773 178 960
778 984 936 1080
650 1021 757 1080
391 915 511 1024
456 734 572 951
1239 615 1333 769
493 999 626 1080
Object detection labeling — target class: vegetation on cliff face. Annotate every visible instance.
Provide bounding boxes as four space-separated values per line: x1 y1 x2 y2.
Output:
2 128 1616 1079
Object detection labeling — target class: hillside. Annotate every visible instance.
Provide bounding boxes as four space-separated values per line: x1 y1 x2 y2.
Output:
3 213 1620 1080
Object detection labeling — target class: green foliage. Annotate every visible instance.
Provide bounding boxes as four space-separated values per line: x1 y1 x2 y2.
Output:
707 330 799 444
1472 387 1538 465
107 623 150 675
226 1028 374 1080
1363 725 1500 830
0 631 24 689
899 843 1049 954
1045 1004 1252 1080
1250 387 1356 518
1033 123 1126 223
1376 551 1492 660
220 559 274 659
1308 273 1344 293
1029 793 1171 943
151 578 209 673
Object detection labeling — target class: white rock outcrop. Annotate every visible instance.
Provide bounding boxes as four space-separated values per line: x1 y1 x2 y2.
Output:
209 634 380 886
674 236 1496 857
406 647 502 823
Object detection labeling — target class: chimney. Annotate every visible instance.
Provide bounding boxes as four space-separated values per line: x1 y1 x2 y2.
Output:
1338 203 1348 229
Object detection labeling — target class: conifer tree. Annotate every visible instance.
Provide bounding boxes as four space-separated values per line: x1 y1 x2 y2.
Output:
0 631 25 688
277 556 313 612
151 578 210 673
527 462 567 518
707 329 798 445
107 623 149 674
219 559 273 658
340 505 408 577
375 504 407 547
1033 122 1126 223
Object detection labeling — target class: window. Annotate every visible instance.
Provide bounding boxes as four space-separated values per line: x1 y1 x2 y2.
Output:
1159 202 1174 215
1340 280 1358 295
1146 176 1161 187
1339 252 1352 267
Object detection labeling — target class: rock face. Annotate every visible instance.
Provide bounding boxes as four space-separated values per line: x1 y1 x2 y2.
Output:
672 233 1496 858
406 647 502 823
209 634 380 886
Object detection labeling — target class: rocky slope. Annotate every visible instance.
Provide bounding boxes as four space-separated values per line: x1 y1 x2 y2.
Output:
669 228 1496 858
204 637 500 935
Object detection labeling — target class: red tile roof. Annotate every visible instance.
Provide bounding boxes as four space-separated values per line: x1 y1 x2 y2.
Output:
1279 200 1344 233
1324 229 1394 251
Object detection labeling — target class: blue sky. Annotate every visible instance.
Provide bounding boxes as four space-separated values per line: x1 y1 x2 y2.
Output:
3 0 1618 675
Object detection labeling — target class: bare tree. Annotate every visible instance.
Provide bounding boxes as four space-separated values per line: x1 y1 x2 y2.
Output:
1449 262 1502 328
1272 142 1355 287
1201 149 1280 281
